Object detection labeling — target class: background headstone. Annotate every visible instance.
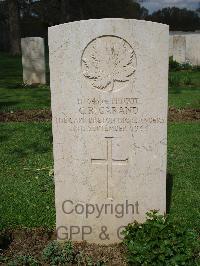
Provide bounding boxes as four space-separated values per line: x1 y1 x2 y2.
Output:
169 35 173 57
49 19 169 244
169 32 200 66
173 35 186 63
185 34 200 66
21 37 46 84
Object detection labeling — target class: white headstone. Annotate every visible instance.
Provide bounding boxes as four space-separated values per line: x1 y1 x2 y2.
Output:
186 34 200 66
21 37 46 84
173 35 186 63
169 35 173 57
49 19 169 244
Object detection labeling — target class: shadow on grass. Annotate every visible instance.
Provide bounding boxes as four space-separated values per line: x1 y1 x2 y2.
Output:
0 101 20 112
11 147 29 158
5 83 42 90
0 135 10 142
10 143 50 159
166 173 173 214
169 86 199 95
28 142 50 154
169 87 182 94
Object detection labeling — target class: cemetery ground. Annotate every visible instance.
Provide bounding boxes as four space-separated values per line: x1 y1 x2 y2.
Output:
0 51 200 265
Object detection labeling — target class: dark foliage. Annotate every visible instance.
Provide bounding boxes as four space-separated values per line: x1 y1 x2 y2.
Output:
149 7 200 31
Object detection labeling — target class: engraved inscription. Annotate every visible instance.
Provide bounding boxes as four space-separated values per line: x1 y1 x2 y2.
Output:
91 137 128 198
81 36 137 92
55 96 166 133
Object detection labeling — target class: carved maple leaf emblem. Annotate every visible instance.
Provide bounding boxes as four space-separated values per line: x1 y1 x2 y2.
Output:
82 36 136 92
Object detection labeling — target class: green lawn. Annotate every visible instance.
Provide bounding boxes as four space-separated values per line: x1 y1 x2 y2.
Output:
169 71 200 109
168 122 200 230
0 52 50 112
0 123 55 230
169 86 200 109
0 122 199 231
0 52 200 111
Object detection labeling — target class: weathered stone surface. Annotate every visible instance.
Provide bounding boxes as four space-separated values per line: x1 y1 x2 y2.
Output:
49 19 169 244
186 34 200 66
169 35 173 57
21 37 46 84
173 35 186 63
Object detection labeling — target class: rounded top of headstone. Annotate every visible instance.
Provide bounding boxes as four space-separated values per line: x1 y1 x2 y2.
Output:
21 37 44 40
48 18 169 32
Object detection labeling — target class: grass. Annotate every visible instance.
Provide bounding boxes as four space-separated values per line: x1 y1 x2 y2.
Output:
0 122 199 231
168 122 200 230
169 70 200 109
0 123 55 230
0 52 50 112
169 86 200 109
0 52 200 111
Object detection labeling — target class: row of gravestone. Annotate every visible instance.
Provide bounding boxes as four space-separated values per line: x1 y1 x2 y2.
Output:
21 19 168 244
169 33 200 65
21 31 200 86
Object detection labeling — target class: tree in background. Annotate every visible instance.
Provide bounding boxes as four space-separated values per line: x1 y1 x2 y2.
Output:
30 0 61 26
60 0 70 23
0 1 9 51
8 0 21 55
31 0 148 26
2 0 200 55
0 0 148 54
149 7 200 31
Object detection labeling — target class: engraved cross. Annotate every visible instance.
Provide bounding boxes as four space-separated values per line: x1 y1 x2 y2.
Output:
91 137 128 198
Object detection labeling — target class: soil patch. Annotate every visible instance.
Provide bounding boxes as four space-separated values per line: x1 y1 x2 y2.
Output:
0 109 51 122
168 107 200 122
0 108 199 122
0 229 126 265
